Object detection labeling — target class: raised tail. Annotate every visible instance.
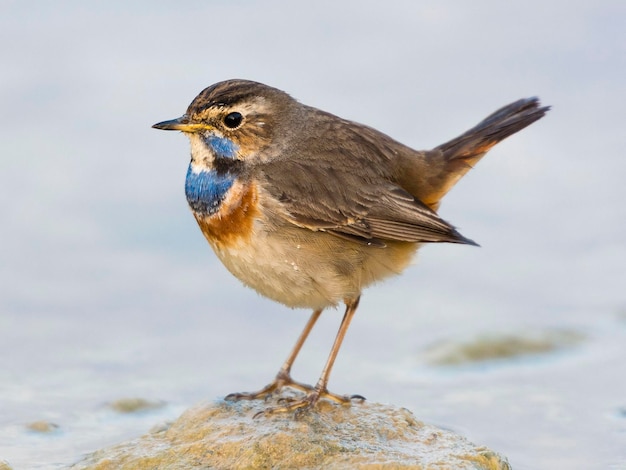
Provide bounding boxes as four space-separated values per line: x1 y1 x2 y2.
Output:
436 97 549 167
412 97 549 209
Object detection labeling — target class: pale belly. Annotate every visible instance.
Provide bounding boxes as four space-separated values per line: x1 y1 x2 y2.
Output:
203 219 419 310
188 176 419 309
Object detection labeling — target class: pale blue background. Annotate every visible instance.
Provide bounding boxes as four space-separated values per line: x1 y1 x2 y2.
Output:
1 1 624 469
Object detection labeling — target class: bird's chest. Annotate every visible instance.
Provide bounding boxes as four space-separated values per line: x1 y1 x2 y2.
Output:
185 166 259 248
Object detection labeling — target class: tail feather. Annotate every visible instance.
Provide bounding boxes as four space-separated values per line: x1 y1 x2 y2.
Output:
435 97 550 166
393 97 549 210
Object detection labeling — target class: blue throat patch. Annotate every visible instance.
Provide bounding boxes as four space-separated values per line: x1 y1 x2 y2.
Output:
185 165 234 215
206 134 238 159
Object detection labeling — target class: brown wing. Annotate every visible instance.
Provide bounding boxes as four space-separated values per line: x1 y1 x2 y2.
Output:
259 158 477 247
254 97 548 246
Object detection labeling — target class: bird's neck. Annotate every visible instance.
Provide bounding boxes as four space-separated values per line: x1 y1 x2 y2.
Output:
189 133 239 164
185 133 246 216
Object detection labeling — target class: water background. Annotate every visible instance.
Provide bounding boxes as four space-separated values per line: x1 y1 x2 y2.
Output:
1 2 625 469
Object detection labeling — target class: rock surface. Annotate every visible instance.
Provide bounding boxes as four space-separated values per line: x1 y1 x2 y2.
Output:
71 395 510 469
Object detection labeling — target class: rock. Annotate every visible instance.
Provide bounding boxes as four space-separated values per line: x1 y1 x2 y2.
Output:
71 394 510 469
0 460 14 470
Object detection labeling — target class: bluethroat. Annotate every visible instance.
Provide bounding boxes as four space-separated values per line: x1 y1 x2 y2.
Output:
153 80 548 415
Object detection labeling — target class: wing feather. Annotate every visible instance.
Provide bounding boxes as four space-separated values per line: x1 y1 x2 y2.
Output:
259 158 476 247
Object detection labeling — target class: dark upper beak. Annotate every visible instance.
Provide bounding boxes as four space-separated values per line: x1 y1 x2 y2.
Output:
152 116 189 131
152 116 212 132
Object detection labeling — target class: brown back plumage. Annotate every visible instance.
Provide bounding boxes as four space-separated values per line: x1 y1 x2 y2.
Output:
257 96 548 247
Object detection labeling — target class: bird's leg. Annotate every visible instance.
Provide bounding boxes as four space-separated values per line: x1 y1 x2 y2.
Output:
257 297 365 417
225 309 323 401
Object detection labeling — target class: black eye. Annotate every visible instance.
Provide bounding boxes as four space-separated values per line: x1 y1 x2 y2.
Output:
223 112 243 129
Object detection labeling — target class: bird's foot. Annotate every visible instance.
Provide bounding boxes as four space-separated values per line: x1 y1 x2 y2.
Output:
224 370 314 402
253 385 365 418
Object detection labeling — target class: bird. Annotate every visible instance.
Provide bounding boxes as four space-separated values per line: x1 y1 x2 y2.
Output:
153 79 549 416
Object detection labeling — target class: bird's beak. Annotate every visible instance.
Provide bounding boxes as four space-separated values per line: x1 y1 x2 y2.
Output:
152 116 210 132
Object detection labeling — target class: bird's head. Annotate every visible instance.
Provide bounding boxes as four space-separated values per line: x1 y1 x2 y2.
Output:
153 79 297 170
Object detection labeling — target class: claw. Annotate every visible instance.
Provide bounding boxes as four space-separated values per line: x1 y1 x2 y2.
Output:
225 372 316 403
247 386 366 418
350 394 366 402
261 390 321 417
252 409 268 419
276 395 296 405
224 385 277 402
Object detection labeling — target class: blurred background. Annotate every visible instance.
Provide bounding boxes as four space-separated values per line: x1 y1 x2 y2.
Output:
1 1 624 469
